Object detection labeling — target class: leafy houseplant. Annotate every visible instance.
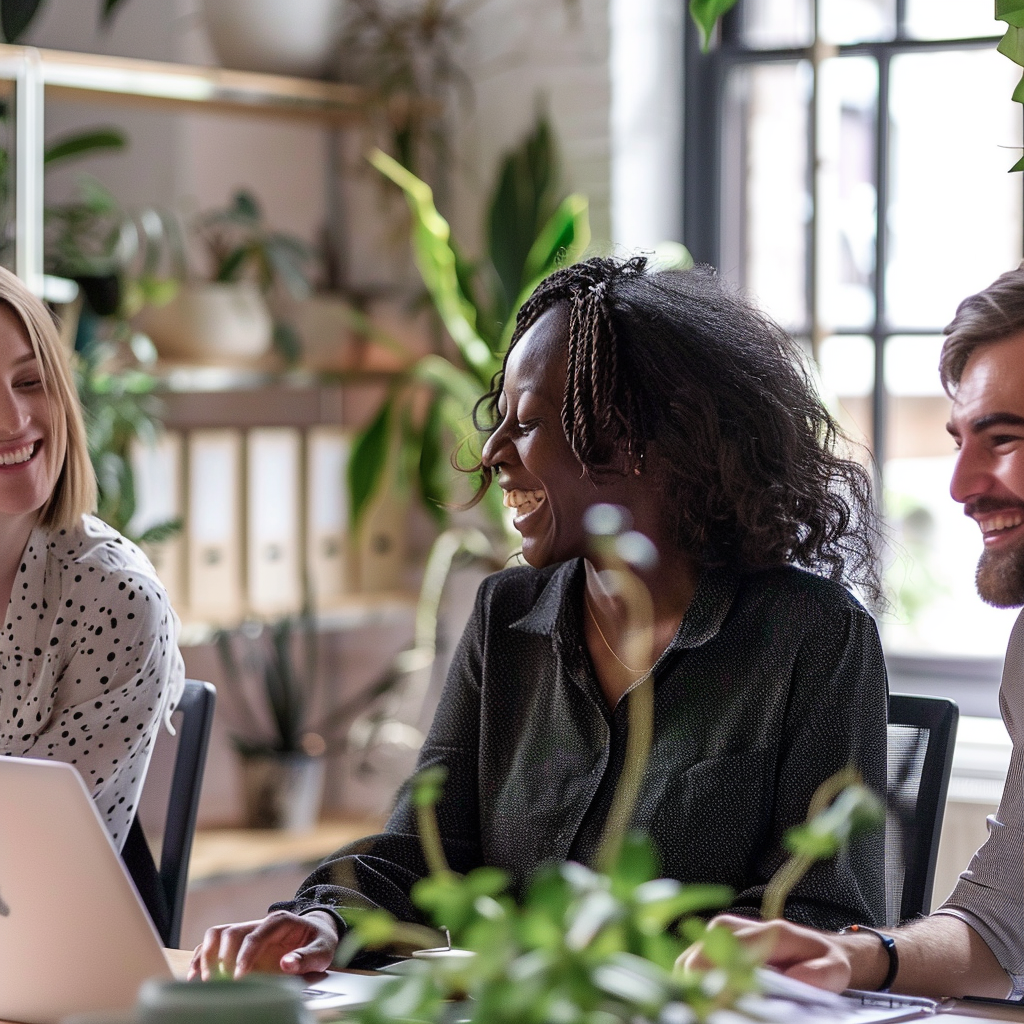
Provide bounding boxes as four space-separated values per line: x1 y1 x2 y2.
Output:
349 114 591 540
215 611 364 831
74 339 180 544
139 189 316 366
0 0 129 42
213 527 501 829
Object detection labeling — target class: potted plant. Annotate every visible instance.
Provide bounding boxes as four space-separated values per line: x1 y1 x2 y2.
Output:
137 189 316 366
215 610 351 831
74 338 181 544
348 113 593 546
213 527 499 829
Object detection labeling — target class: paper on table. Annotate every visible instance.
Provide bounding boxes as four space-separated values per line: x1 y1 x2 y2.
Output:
748 969 938 1022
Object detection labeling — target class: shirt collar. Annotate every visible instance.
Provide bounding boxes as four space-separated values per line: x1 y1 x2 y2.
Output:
510 557 740 651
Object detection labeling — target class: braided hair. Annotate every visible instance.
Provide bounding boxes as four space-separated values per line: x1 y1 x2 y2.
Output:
469 255 883 603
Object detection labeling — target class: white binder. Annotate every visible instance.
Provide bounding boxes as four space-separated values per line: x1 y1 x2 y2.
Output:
306 426 354 608
186 428 244 625
246 427 302 617
356 470 407 594
128 431 185 614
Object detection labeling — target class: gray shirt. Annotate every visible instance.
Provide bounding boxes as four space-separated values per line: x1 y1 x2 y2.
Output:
937 606 1024 997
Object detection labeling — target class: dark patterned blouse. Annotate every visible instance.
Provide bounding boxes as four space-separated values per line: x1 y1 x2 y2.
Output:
276 558 887 939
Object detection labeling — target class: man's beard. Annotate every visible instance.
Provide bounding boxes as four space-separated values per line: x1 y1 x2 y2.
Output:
976 540 1024 607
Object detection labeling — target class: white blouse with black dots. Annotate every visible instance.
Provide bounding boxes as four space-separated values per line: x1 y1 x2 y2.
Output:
0 514 185 851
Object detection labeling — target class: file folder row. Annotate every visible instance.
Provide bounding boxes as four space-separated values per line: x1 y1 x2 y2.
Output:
128 427 406 626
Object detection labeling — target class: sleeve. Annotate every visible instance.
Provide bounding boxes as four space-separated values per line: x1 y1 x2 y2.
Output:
270 577 491 942
21 568 185 851
729 598 888 931
936 607 1024 997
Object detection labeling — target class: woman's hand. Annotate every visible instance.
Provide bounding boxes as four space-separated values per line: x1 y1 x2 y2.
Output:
679 913 854 992
187 910 340 980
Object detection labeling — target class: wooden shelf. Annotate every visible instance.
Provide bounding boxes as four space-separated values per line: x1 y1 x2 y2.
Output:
176 592 418 647
0 45 374 123
188 817 385 885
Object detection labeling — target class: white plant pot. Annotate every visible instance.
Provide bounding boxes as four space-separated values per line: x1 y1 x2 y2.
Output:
238 752 326 831
202 0 342 78
138 282 273 363
271 292 361 372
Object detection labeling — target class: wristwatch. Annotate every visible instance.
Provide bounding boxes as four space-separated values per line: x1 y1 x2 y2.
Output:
840 923 899 991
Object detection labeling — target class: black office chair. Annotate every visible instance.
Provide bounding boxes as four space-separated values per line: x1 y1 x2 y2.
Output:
885 692 958 927
121 678 216 948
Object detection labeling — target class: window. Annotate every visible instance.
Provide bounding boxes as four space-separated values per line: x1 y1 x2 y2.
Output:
684 0 1024 661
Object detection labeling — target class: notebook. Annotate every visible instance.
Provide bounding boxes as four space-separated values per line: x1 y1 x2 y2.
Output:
0 757 390 1024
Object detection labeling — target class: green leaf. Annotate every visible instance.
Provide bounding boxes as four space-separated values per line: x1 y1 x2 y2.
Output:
272 321 302 365
607 833 660 891
44 128 126 168
521 193 591 286
232 189 262 222
998 25 1024 67
418 397 449 526
101 0 129 24
214 244 250 283
348 397 393 527
412 764 448 808
487 112 560 317
135 517 183 545
369 149 497 380
997 0 1024 28
689 0 740 52
1 0 44 42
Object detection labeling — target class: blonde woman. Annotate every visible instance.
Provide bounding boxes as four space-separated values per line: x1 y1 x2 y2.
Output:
0 267 184 851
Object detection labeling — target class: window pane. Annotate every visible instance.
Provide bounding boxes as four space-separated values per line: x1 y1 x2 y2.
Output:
721 62 810 331
817 57 877 331
886 50 1023 329
904 0 1003 41
817 334 873 450
742 0 813 49
884 335 945 398
819 0 895 45
882 335 1018 658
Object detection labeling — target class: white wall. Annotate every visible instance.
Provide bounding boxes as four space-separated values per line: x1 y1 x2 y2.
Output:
450 0 613 254
610 0 684 251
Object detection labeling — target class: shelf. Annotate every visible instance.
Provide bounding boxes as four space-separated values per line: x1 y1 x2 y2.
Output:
0 45 374 124
177 592 418 647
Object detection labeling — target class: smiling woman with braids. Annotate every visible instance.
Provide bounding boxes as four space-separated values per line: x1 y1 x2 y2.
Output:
191 256 888 980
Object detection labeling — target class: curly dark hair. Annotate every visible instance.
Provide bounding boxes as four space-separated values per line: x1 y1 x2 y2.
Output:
467 255 883 602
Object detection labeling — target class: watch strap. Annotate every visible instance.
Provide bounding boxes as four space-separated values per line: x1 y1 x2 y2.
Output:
840 923 899 991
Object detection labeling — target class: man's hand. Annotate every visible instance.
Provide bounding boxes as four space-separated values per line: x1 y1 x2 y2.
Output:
680 914 861 992
187 910 341 981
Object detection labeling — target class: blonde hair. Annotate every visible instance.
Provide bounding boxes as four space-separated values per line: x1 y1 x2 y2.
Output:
0 268 96 527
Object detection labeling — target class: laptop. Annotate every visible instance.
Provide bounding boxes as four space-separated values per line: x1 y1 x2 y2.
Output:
0 757 391 1024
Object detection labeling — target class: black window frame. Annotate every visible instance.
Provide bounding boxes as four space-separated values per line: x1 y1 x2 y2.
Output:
682 2 1012 471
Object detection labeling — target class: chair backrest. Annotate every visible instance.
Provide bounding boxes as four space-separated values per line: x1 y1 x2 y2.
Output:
885 692 958 927
121 678 216 948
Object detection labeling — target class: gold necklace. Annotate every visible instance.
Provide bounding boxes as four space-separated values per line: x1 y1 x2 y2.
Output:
584 592 646 675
